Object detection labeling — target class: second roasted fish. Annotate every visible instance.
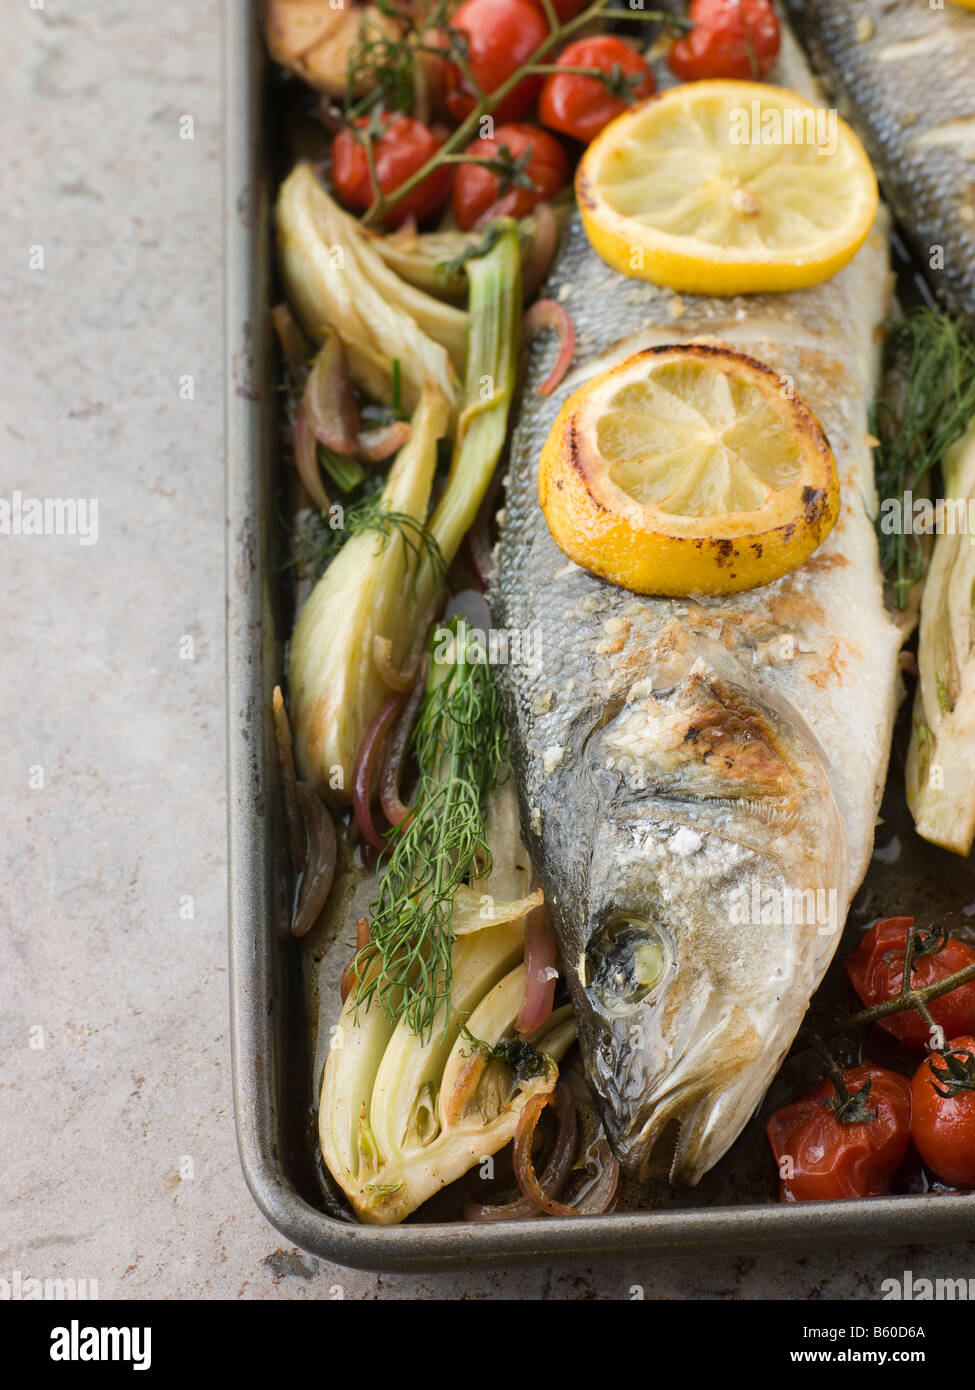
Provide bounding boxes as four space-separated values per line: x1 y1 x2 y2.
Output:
784 0 975 334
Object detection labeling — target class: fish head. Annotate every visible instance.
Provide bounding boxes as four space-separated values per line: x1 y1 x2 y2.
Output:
555 670 848 1184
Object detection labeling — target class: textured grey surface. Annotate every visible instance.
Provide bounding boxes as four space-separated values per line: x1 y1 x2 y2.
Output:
1 0 972 1300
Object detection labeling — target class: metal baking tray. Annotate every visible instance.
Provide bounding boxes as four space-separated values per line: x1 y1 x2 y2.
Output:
224 0 975 1271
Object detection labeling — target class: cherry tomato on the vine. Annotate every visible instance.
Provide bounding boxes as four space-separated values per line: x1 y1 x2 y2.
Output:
766 1062 912 1201
331 114 452 228
452 122 570 230
668 0 781 82
911 1037 975 1187
845 917 975 1052
444 0 550 125
538 36 654 145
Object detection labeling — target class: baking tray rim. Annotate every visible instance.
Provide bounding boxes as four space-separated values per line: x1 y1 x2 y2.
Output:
223 0 975 1273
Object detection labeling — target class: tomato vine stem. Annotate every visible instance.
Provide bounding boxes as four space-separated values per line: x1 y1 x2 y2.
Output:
358 2 685 225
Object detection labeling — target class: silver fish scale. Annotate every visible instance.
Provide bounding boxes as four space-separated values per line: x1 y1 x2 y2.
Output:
491 206 903 1183
785 0 975 332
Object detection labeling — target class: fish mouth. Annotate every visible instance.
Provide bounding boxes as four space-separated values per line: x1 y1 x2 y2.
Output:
579 908 785 1185
598 991 772 1186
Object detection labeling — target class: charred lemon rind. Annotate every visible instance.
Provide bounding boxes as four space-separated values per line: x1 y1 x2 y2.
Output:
537 345 840 598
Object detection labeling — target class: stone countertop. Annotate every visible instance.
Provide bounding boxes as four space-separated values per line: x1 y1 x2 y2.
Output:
2 0 972 1301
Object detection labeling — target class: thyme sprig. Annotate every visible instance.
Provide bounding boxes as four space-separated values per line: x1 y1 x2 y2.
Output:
354 619 508 1039
871 308 975 610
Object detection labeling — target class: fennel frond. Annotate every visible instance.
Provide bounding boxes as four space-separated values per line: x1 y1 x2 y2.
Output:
871 308 975 610
354 618 508 1038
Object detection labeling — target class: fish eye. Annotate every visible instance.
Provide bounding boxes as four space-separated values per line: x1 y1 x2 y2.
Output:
584 916 668 1016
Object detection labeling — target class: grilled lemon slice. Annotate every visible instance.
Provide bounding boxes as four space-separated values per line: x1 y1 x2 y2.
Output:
576 80 878 296
538 345 839 596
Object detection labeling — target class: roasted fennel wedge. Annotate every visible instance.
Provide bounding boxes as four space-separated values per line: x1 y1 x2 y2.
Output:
321 927 575 1225
320 623 576 1224
906 416 975 855
288 220 522 798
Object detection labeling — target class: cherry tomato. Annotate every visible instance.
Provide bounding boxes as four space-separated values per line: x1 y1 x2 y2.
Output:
452 123 570 230
668 0 781 81
766 1062 912 1201
331 114 451 229
845 917 975 1052
445 0 549 125
910 1037 975 1187
538 37 654 145
526 0 588 20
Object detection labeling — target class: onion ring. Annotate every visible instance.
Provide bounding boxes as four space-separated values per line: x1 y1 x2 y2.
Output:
304 333 359 455
513 1084 588 1217
353 692 405 849
293 405 330 513
463 1085 578 1223
380 653 429 827
358 420 411 463
292 783 337 938
517 903 559 1034
523 298 575 397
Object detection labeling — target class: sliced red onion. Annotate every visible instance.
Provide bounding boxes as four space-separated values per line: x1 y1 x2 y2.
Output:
293 405 330 513
292 783 337 938
353 693 405 850
380 654 429 828
358 420 411 463
512 1084 581 1218
520 202 559 301
340 915 371 1003
523 298 575 397
464 1086 578 1223
373 635 414 692
517 904 559 1034
304 333 360 455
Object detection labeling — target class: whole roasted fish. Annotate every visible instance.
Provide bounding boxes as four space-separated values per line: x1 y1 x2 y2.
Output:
492 69 903 1183
784 0 975 334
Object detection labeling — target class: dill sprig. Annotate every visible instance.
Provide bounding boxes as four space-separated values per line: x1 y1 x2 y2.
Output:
354 619 508 1039
356 497 447 591
871 308 975 609
284 482 444 584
